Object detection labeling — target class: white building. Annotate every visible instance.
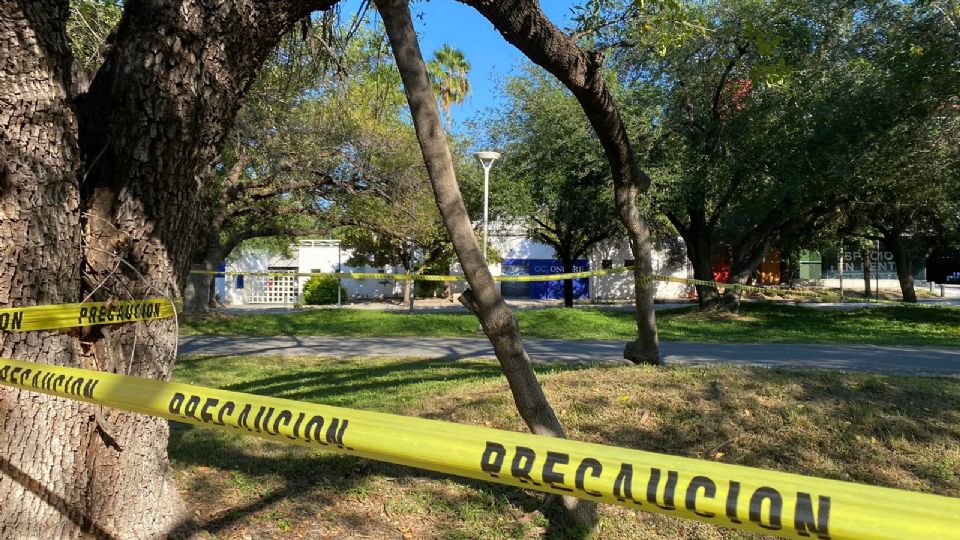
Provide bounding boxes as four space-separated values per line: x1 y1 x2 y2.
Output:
218 235 693 305
218 240 411 305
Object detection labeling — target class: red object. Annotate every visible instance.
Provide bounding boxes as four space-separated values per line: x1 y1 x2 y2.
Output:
712 255 730 284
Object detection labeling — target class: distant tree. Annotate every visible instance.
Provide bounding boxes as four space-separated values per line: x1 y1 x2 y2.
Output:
427 44 471 131
487 68 622 307
186 23 368 312
838 1 960 302
66 0 121 76
459 0 662 365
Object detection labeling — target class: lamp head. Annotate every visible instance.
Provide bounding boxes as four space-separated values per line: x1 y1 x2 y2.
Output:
474 151 501 168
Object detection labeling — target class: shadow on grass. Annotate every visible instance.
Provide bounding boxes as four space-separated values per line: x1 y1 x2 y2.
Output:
164 422 593 539
166 357 595 538
593 368 960 494
218 357 508 404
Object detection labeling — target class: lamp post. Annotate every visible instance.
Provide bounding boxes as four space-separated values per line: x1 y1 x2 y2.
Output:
474 151 501 262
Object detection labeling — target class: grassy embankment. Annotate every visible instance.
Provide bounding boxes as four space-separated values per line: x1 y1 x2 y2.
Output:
181 303 960 347
171 355 960 539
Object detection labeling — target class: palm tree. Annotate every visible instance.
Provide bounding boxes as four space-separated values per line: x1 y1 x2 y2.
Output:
427 44 471 132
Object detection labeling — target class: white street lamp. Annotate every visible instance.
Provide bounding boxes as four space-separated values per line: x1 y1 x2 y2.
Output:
474 151 500 262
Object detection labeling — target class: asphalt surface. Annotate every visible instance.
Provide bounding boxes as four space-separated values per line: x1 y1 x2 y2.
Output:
178 335 960 377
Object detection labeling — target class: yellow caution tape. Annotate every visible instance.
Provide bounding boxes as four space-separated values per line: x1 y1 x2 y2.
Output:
192 269 909 303
0 299 176 333
645 275 824 298
0 357 957 539
189 268 632 282
496 266 633 282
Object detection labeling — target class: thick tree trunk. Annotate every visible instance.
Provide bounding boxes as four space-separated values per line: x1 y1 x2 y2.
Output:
862 249 873 298
688 235 721 310
374 0 596 528
722 241 775 314
561 256 575 308
886 234 918 303
459 0 660 365
0 4 123 537
1 1 334 537
185 241 223 313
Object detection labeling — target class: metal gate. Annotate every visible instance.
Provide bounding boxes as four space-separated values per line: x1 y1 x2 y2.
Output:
244 275 300 304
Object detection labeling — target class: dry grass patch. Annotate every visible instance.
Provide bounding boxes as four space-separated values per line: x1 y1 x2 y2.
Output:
171 356 960 539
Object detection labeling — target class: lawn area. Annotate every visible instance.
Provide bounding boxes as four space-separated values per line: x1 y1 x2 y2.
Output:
180 303 960 347
170 355 960 539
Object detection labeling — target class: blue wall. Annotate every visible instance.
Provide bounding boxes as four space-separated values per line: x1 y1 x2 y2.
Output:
502 259 589 300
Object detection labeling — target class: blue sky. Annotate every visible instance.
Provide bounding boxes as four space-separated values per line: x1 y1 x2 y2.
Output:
409 1 577 136
342 1 580 137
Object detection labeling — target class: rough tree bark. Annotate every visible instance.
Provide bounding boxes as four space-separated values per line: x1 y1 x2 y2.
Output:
884 232 918 303
373 0 597 528
561 255 576 308
0 3 102 536
457 0 660 365
862 248 873 298
668 209 721 310
1 1 335 537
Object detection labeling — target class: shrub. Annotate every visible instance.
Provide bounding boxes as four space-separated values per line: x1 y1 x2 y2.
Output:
302 276 346 305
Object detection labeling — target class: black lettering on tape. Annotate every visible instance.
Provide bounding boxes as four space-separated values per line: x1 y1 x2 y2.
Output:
305 415 325 443
542 452 572 492
749 487 783 531
291 412 304 440
169 393 185 415
575 458 603 497
0 312 22 331
217 402 235 426
646 468 678 510
0 365 8 381
19 369 31 386
794 492 831 539
253 406 266 432
726 481 742 523
261 407 275 434
10 368 21 385
510 446 539 485
200 398 219 423
685 476 717 518
69 377 83 397
613 464 642 505
54 375 65 392
77 308 88 325
31 370 40 388
82 379 98 398
97 306 107 323
480 442 506 477
237 404 252 430
325 418 348 448
183 395 201 420
274 410 292 435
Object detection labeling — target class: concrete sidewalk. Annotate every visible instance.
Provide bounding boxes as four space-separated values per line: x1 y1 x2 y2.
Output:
179 335 960 377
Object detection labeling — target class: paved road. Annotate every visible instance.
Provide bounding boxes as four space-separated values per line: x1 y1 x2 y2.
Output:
179 335 960 377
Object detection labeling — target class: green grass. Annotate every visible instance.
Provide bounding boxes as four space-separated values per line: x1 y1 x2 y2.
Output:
169 355 960 539
181 303 960 346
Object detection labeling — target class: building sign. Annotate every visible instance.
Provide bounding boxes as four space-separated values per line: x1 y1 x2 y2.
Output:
501 259 589 300
821 250 899 280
